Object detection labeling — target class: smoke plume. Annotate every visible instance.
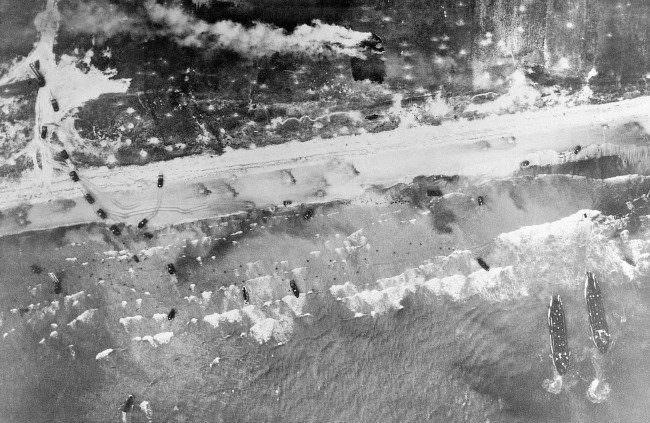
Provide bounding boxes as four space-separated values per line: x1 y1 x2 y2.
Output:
62 0 372 59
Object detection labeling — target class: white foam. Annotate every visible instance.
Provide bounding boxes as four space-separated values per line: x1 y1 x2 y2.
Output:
119 315 143 328
95 348 114 360
64 290 85 307
67 308 97 328
203 309 242 328
153 331 173 345
139 401 153 422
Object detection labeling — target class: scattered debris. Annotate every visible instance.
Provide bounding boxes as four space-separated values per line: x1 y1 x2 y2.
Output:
477 196 484 206
283 200 292 207
109 225 121 236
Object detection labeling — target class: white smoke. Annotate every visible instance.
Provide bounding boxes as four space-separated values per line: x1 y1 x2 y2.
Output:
62 1 144 38
62 0 372 59
144 1 371 58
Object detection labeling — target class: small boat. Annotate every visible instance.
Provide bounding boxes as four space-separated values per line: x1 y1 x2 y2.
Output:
121 395 135 413
289 280 300 298
585 272 611 353
476 258 490 271
548 295 569 375
242 286 249 304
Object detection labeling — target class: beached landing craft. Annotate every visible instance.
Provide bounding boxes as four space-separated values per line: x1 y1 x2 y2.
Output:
548 295 570 375
585 272 611 354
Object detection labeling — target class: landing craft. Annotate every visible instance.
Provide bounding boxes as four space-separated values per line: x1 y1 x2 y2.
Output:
289 280 300 298
29 61 45 87
84 193 95 204
109 225 121 236
548 295 570 375
242 286 249 304
167 308 176 320
97 209 107 219
121 395 135 413
585 272 611 353
476 258 490 271
137 218 148 229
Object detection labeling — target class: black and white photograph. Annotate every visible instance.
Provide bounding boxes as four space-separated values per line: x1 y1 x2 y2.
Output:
0 0 649 421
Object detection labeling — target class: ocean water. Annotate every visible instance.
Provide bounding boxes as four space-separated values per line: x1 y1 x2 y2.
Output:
2 174 650 422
